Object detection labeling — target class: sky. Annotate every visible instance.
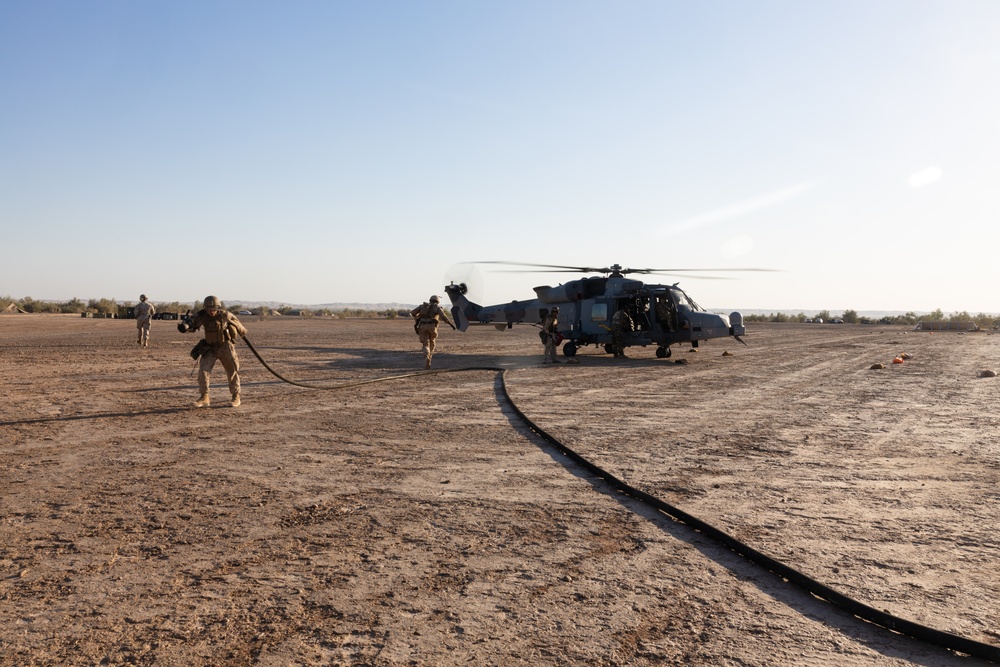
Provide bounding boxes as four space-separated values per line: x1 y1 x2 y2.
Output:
2 1 999 314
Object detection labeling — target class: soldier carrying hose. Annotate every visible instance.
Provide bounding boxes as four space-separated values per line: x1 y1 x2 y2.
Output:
178 295 248 408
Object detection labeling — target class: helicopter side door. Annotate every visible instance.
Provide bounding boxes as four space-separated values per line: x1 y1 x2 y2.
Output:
652 292 679 333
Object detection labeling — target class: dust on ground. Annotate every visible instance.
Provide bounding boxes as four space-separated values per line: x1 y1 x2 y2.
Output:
1 315 998 666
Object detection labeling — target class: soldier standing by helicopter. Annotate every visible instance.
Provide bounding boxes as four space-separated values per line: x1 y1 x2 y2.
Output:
410 295 455 369
610 307 633 358
541 306 561 363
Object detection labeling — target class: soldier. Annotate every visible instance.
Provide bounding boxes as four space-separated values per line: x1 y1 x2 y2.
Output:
134 294 156 347
410 295 455 369
541 306 561 363
178 295 248 408
610 308 633 358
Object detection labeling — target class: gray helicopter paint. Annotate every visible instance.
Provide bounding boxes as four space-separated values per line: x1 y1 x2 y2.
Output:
444 272 746 356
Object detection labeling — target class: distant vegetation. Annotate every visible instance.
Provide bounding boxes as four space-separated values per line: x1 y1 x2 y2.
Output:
1 295 123 315
3 295 994 328
742 308 1000 328
260 305 406 319
0 295 406 319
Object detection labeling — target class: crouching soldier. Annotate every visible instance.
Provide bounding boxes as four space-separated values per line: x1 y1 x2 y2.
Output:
410 295 455 369
178 295 248 407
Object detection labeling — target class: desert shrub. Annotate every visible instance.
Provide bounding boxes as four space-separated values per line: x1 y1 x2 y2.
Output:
60 298 87 314
86 298 118 315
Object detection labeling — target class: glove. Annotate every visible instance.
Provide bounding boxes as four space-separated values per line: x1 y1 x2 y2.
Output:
177 321 190 333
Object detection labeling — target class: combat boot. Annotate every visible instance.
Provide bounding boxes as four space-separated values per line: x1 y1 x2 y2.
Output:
194 394 210 408
230 394 241 408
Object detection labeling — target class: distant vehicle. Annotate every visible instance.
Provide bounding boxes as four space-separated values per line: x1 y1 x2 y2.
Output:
804 318 813 323
832 319 844 324
815 318 824 324
238 310 252 316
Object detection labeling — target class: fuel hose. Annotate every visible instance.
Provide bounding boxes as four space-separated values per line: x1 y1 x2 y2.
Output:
242 334 1000 662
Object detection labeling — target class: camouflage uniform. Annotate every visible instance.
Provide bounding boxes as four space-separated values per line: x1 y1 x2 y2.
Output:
134 295 156 347
610 309 633 358
410 296 454 369
541 308 560 363
181 296 248 407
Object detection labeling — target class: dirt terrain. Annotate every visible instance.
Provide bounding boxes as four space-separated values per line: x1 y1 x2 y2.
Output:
1 314 998 666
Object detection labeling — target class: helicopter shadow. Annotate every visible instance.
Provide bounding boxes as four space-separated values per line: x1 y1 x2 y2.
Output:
246 345 537 373
489 376 979 666
246 343 698 375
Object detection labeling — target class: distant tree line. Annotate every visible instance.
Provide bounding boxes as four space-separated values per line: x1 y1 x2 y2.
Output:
743 308 1000 328
0 295 407 319
0 295 122 315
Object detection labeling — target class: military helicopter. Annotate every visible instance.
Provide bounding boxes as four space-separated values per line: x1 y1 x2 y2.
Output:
444 262 764 358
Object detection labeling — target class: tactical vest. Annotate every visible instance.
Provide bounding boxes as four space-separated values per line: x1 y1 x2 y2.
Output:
202 312 236 345
419 303 442 322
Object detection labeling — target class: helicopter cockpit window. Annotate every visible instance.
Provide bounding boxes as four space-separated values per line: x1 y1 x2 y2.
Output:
590 303 607 322
671 288 694 309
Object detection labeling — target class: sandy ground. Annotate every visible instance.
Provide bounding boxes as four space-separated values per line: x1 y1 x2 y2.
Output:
1 314 998 666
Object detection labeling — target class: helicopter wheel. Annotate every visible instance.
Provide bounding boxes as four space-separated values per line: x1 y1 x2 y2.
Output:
656 346 671 359
604 343 614 354
562 342 578 357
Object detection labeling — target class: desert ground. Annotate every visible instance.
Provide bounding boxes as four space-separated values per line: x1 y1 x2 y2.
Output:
1 314 998 666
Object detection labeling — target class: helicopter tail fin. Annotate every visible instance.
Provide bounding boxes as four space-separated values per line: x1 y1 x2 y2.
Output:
444 282 480 332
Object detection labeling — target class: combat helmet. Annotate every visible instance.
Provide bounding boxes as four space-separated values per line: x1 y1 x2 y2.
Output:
203 295 222 309
429 295 440 303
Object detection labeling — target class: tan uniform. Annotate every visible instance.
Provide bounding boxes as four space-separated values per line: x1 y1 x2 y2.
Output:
541 311 560 363
410 302 454 368
188 309 248 400
134 300 156 346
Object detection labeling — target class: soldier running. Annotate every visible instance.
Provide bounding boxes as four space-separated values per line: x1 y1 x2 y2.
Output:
178 295 248 408
134 294 156 347
410 295 455 369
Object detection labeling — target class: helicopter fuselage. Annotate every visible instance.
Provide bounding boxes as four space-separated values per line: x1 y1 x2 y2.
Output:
445 275 745 357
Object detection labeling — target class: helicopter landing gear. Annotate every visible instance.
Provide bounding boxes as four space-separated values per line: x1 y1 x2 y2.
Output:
562 342 578 357
604 343 615 354
656 346 672 359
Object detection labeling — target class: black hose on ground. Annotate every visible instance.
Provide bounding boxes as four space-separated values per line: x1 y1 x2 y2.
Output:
243 335 1000 663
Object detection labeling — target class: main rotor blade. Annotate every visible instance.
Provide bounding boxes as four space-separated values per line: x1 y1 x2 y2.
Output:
467 261 611 273
639 268 779 273
465 261 779 275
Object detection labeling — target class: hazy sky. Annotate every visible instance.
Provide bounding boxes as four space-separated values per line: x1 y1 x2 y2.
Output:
3 1 999 313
